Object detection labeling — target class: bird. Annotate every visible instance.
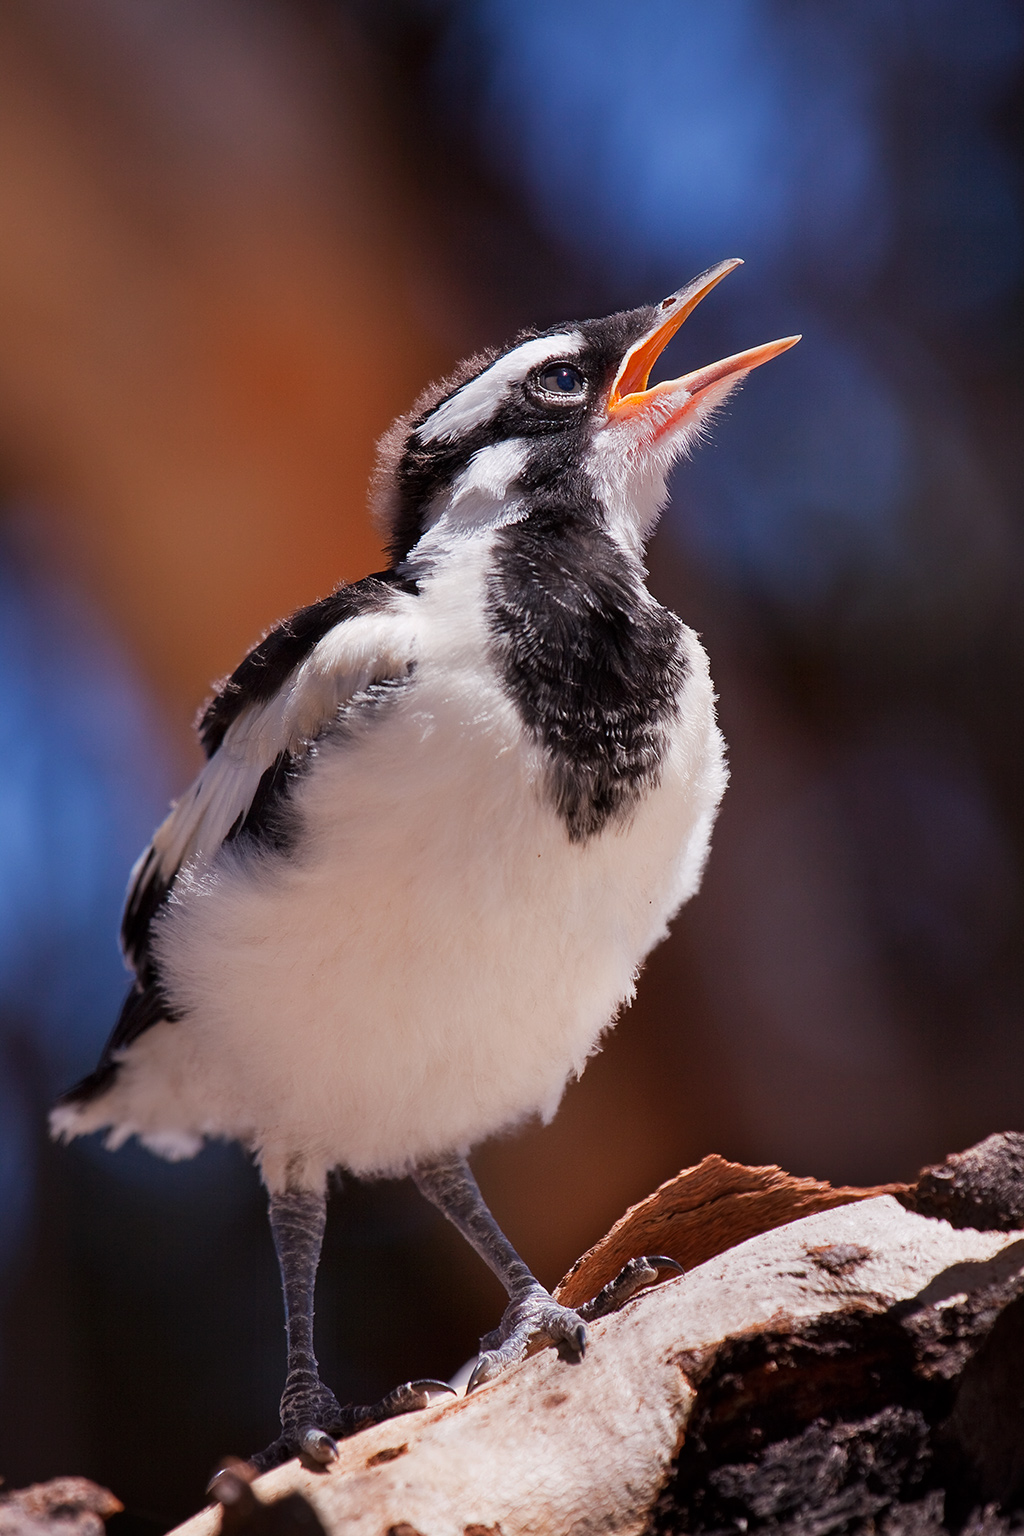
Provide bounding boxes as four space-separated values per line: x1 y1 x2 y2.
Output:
51 258 798 1468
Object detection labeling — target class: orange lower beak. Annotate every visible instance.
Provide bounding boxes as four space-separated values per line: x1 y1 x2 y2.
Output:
608 260 799 421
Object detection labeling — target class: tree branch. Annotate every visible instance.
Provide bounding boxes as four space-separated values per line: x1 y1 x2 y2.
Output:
164 1135 1024 1536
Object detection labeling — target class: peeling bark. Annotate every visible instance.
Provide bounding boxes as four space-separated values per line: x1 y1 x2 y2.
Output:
0 1479 121 1536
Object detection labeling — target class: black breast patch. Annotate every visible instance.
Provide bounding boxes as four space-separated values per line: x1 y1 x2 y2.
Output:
487 507 688 841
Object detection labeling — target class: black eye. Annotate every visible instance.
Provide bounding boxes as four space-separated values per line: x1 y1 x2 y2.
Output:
535 364 586 398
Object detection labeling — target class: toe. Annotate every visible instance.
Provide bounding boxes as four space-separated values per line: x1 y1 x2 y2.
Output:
541 1305 586 1361
208 1462 260 1509
252 1371 447 1466
379 1379 457 1416
533 1299 587 1356
246 1436 293 1474
348 1377 459 1432
578 1253 684 1322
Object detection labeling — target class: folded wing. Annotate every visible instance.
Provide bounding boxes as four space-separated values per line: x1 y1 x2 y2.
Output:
60 572 417 1105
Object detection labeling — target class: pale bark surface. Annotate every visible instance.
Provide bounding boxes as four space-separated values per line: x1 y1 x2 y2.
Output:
166 1137 1024 1536
11 1140 1024 1536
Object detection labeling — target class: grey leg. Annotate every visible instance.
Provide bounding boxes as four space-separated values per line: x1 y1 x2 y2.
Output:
412 1155 587 1389
251 1186 453 1471
267 1186 345 1465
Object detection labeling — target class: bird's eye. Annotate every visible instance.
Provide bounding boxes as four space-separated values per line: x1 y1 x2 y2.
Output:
535 364 586 398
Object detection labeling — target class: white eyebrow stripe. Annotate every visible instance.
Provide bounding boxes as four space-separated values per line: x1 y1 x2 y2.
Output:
417 332 584 444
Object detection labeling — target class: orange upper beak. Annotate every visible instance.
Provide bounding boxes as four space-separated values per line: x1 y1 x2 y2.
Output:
608 260 799 424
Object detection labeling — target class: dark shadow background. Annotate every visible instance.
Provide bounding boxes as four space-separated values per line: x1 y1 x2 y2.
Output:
0 0 1021 1523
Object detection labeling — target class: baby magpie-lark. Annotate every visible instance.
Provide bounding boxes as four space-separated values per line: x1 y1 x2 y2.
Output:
52 259 797 1468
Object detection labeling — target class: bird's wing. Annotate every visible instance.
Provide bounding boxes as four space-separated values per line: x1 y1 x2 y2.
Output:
122 572 417 980
53 573 417 1106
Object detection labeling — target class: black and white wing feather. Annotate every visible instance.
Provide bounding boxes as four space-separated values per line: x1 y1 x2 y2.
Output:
62 572 416 1104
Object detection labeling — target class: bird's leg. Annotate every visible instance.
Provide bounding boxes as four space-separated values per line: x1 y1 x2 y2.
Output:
412 1155 587 1390
251 1184 454 1472
266 1185 344 1466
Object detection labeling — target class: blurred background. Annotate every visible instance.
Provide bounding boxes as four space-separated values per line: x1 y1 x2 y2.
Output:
0 0 1022 1521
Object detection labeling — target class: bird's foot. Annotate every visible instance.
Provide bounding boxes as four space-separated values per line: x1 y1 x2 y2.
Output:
577 1254 683 1322
249 1377 455 1472
468 1287 587 1391
249 1379 345 1472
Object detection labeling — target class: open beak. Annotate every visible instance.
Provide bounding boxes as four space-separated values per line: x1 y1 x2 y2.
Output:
608 259 799 431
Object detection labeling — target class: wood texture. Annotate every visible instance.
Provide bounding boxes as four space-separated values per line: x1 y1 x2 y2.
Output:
171 1194 1022 1536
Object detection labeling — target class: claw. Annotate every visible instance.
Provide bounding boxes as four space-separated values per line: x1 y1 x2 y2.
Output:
300 1427 338 1464
646 1254 684 1276
567 1322 587 1358
413 1377 459 1402
467 1354 499 1393
399 1378 458 1410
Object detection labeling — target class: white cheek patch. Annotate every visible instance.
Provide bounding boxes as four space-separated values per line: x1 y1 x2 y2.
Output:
417 333 583 445
416 439 530 548
450 439 529 508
